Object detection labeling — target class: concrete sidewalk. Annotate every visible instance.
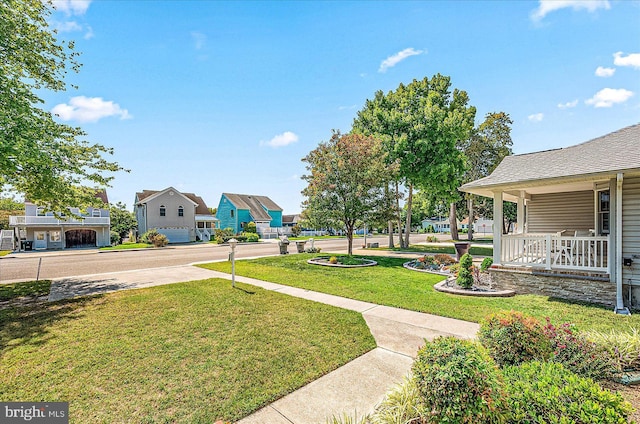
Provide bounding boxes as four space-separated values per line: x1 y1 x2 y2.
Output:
48 264 479 423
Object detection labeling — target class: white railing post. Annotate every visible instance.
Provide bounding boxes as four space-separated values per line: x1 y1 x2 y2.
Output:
545 234 552 270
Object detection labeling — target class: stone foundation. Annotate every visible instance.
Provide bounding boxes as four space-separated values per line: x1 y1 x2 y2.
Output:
489 265 615 307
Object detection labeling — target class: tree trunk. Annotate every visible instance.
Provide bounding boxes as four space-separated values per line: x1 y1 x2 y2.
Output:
385 183 394 248
346 222 354 255
467 197 474 241
404 184 413 248
449 202 459 241
395 180 405 248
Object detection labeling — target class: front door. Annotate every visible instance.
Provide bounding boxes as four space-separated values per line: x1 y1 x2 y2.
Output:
34 231 47 249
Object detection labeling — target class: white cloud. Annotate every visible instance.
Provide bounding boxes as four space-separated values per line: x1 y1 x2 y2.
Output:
191 31 207 50
528 113 544 122
52 96 131 123
595 66 615 77
52 0 92 16
260 131 299 148
613 52 640 69
378 48 424 73
585 88 634 108
531 0 610 21
557 100 578 109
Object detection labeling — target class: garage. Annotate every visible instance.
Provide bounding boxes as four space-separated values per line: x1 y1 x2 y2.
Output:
65 229 97 248
157 227 190 243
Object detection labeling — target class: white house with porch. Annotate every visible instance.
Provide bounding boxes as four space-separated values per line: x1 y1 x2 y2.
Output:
8 191 111 250
460 124 640 314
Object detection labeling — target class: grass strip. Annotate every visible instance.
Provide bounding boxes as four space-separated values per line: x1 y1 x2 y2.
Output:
199 254 639 333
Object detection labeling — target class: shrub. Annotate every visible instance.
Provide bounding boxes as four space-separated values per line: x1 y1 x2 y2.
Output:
478 311 552 367
139 229 160 244
150 233 168 247
446 262 460 276
110 230 121 246
412 336 506 423
503 361 633 423
291 224 302 237
425 225 435 233
305 247 321 253
242 232 259 242
214 227 235 243
456 253 474 289
433 254 455 265
369 377 424 424
544 320 617 380
480 257 493 272
329 256 338 264
243 221 257 233
425 235 438 243
585 327 640 372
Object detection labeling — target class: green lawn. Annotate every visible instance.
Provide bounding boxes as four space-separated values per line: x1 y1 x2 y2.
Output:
0 279 375 422
0 280 51 301
199 255 639 333
377 244 493 256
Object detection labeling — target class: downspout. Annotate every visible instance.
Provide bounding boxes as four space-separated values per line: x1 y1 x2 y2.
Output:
615 173 630 315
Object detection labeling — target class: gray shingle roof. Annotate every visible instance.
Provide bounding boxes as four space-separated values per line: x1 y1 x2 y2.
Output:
461 124 640 192
136 188 212 215
222 193 282 222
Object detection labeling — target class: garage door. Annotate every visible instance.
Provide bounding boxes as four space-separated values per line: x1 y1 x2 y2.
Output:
157 227 190 243
65 229 97 248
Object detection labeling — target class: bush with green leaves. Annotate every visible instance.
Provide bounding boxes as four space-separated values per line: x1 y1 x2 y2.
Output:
585 327 640 372
503 361 633 423
412 336 506 423
305 247 321 253
242 232 259 242
214 227 235 243
140 229 168 247
543 320 617 380
479 311 552 367
110 230 121 246
425 234 438 243
480 257 493 272
243 221 257 233
456 253 474 289
291 224 302 237
434 253 455 265
139 229 160 244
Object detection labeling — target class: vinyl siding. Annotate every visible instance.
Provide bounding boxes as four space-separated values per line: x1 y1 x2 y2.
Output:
216 195 238 233
268 210 283 227
623 176 640 287
527 191 594 234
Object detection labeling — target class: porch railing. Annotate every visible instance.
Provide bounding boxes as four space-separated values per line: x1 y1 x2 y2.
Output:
195 228 213 241
9 216 110 226
502 234 609 273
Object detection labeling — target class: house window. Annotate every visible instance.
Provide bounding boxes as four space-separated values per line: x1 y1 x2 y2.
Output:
178 206 184 217
50 231 61 242
92 209 101 217
160 205 166 217
37 207 45 216
230 210 234 218
598 190 610 235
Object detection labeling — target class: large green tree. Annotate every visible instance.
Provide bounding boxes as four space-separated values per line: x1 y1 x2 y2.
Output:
353 74 476 247
459 112 513 239
1 0 123 213
301 132 392 255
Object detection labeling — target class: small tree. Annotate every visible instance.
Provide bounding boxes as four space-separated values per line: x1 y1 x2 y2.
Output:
291 224 302 237
302 131 391 255
109 202 137 243
244 221 257 233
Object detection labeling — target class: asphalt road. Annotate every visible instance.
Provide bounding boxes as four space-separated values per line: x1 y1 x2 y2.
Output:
0 235 424 283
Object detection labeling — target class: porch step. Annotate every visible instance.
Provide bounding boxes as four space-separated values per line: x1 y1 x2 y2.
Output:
0 229 15 250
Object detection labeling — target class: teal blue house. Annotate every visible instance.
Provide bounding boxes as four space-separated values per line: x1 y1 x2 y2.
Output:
216 193 283 237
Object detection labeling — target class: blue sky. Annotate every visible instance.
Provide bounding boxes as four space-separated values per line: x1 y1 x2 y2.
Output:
45 0 640 214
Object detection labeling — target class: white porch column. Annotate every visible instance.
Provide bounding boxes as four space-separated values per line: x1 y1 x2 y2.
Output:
517 191 526 234
615 173 629 314
493 190 503 265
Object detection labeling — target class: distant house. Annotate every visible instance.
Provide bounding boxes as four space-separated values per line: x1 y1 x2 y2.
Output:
282 214 302 231
216 193 283 238
421 217 459 233
460 124 640 313
135 187 218 243
8 191 110 250
473 218 494 235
